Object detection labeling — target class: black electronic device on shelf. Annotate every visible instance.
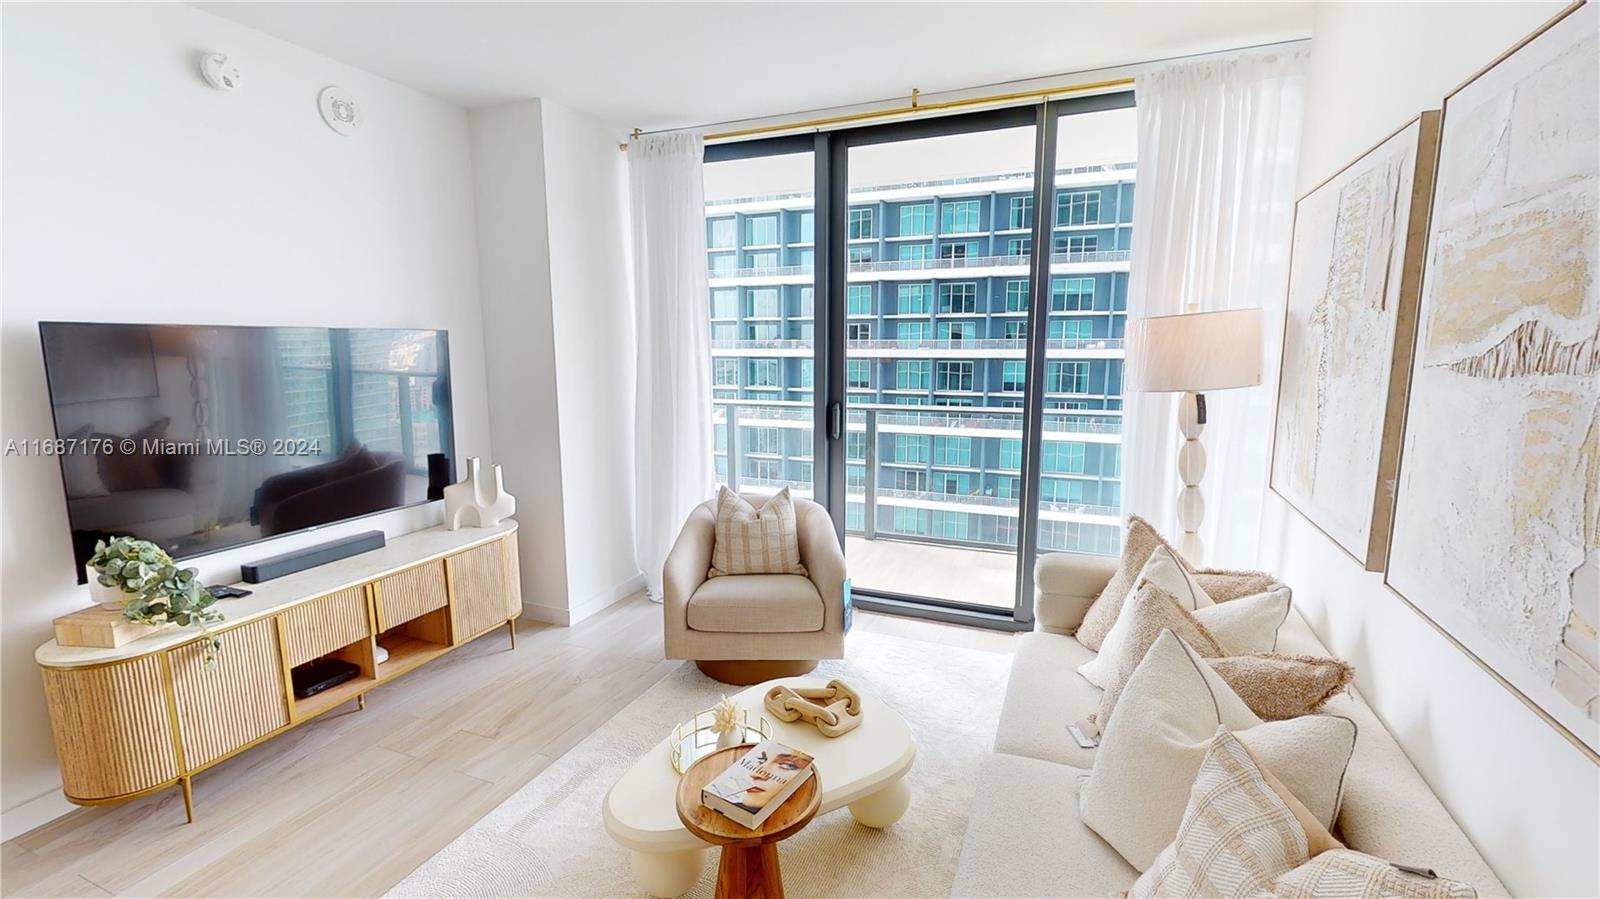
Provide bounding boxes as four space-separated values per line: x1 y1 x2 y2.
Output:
290 657 361 699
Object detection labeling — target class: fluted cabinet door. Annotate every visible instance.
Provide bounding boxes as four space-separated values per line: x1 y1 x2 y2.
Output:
279 586 370 668
40 657 178 800
502 532 524 616
375 561 448 631
170 618 288 769
449 540 511 642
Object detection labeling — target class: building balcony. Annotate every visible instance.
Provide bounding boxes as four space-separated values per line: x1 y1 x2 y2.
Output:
707 250 1132 285
710 337 1125 359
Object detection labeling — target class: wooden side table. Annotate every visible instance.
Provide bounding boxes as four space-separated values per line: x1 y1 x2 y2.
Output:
675 745 821 899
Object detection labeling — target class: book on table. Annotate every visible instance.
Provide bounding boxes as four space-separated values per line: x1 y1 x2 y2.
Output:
700 739 816 829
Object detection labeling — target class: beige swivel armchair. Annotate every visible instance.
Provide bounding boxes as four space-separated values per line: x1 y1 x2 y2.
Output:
663 493 848 684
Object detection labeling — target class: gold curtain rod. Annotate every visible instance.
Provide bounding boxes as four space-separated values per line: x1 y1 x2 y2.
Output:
617 76 1135 151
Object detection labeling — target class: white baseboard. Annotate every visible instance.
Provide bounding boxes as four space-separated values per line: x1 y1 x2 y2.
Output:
521 572 645 627
2 787 76 841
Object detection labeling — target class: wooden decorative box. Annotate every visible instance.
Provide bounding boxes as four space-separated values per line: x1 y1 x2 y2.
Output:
53 606 162 648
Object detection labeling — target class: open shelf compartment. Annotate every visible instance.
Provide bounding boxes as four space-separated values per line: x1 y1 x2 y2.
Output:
376 605 452 680
290 636 375 722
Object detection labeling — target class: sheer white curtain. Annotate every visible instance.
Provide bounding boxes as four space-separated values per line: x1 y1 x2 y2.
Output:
629 132 714 599
1124 48 1309 567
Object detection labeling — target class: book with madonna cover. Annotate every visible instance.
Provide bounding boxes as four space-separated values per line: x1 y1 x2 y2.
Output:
700 739 815 829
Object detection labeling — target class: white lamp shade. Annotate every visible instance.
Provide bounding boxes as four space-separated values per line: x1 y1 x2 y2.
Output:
1128 307 1264 393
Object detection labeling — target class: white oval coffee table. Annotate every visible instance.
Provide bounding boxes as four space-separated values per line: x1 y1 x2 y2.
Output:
602 676 916 897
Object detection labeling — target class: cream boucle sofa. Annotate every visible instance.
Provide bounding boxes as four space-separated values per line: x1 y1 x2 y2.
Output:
950 552 1509 898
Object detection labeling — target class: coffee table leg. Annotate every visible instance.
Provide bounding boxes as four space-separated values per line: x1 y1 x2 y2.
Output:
630 847 707 898
848 775 911 828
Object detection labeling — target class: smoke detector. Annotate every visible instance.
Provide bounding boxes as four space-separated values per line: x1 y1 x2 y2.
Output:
199 53 241 91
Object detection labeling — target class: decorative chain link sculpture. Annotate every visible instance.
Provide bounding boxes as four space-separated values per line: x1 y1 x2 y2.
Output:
762 679 863 737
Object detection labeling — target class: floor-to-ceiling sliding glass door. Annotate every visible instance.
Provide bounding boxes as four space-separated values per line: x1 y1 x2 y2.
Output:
701 92 1134 628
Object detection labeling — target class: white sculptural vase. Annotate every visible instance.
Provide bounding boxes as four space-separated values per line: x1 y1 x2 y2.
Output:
443 457 516 530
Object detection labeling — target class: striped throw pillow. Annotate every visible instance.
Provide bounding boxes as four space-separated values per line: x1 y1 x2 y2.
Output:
708 487 808 578
1130 727 1309 898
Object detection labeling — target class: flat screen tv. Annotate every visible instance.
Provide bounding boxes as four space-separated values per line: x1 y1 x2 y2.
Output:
39 322 455 582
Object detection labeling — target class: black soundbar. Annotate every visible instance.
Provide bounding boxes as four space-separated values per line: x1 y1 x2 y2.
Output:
241 530 386 583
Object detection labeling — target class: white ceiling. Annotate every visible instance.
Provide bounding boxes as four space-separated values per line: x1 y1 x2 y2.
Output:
193 2 1314 131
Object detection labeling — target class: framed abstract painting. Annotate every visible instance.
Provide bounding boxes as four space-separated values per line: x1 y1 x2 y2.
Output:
1387 1 1599 757
1271 112 1440 571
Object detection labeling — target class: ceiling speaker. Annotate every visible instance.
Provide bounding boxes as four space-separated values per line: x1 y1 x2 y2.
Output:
318 86 362 135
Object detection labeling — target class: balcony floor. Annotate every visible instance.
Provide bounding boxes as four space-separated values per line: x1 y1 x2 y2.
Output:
846 536 1017 611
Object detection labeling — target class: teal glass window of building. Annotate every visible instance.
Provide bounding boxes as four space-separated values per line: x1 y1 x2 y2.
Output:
1008 195 1034 229
745 457 781 480
846 431 867 460
745 323 779 340
711 323 737 341
936 361 974 391
894 434 930 464
894 469 927 491
847 322 872 340
1001 360 1026 392
1051 277 1095 311
748 358 779 387
1005 237 1031 257
796 287 815 317
900 203 935 236
799 360 814 389
898 283 933 314
745 426 782 454
897 321 931 348
709 253 736 275
939 282 977 314
796 211 815 243
898 243 933 262
941 199 981 233
896 360 931 390
746 215 779 245
748 288 780 317
1040 478 1086 504
846 465 866 489
709 217 737 248
894 507 930 535
848 285 873 316
1004 321 1027 340
848 246 874 264
794 248 814 269
745 250 778 270
1055 234 1099 254
940 240 980 259
713 359 739 386
999 438 1022 471
937 321 975 342
935 472 971 496
1005 279 1029 312
710 288 738 319
1050 319 1094 343
848 208 874 239
931 511 969 539
846 503 865 531
1057 190 1102 226
1047 361 1089 393
933 436 972 467
1043 442 1087 474
997 476 1020 499
714 424 728 452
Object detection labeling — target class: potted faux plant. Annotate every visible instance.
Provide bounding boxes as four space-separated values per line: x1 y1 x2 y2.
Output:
87 537 225 668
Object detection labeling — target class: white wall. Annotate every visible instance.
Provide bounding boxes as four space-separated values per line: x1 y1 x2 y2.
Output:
0 2 490 837
469 99 641 626
1263 3 1598 896
538 101 643 620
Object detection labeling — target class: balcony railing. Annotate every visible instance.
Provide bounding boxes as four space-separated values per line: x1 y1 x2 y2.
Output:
708 250 1132 281
715 400 1121 558
710 337 1125 353
704 162 1137 208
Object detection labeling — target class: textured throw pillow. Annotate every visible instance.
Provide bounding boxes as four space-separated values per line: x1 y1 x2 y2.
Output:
1079 629 1358 871
1193 567 1284 602
1272 850 1478 898
708 487 807 578
1128 728 1315 898
1077 515 1190 651
1208 654 1355 721
1084 583 1298 726
1079 581 1225 693
1197 585 1293 653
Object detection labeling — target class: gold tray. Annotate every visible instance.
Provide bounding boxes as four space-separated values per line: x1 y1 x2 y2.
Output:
670 708 772 775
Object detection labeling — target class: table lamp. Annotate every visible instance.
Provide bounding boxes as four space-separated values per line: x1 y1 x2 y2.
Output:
1128 306 1263 561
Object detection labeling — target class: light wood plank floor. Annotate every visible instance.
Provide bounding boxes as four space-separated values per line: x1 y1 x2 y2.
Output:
2 596 1015 898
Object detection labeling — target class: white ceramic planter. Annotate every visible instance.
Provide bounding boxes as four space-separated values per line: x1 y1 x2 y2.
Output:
86 566 131 610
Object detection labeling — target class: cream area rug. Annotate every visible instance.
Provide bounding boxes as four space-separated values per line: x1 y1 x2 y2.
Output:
387 628 1011 898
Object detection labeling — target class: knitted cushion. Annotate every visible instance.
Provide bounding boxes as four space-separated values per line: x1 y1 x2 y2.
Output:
1077 515 1188 651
